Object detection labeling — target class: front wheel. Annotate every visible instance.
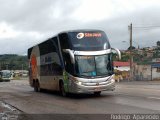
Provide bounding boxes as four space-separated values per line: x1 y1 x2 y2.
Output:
60 82 67 97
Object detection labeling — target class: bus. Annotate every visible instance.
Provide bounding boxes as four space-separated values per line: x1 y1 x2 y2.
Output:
28 30 121 96
0 70 12 82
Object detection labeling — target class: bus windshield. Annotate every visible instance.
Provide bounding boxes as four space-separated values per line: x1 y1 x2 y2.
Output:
68 31 110 51
1 70 11 78
75 54 113 77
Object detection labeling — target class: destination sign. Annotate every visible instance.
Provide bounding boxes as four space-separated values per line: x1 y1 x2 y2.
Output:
76 32 102 39
84 33 102 37
77 56 93 59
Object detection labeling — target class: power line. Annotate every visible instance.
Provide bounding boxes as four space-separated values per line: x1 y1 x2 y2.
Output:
133 25 160 30
128 24 158 47
134 26 160 28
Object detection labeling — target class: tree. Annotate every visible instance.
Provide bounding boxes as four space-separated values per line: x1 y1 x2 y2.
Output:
0 54 28 70
127 46 136 50
157 41 160 46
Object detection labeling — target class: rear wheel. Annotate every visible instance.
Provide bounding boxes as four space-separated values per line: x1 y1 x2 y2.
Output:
34 81 41 92
94 91 101 96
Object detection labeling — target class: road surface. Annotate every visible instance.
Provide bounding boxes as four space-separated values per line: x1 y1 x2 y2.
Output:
0 79 160 119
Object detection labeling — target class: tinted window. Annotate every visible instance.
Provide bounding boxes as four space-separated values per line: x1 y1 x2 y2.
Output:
39 39 57 55
68 31 110 51
39 37 63 76
28 47 33 59
64 53 74 75
59 33 70 49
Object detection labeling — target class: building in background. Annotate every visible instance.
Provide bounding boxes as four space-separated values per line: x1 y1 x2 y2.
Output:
134 65 151 81
151 58 160 80
113 61 130 82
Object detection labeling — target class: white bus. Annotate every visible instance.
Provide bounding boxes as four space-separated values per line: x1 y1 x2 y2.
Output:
28 30 121 96
0 70 12 82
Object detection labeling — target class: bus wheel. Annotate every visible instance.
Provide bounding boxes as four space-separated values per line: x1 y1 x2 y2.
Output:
94 91 101 96
60 82 67 97
34 81 40 92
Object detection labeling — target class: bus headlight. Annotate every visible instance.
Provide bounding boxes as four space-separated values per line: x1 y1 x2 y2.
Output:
111 79 115 83
69 76 82 85
78 81 82 85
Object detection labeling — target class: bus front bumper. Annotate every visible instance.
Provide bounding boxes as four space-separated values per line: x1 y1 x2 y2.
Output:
1 78 11 82
68 78 115 94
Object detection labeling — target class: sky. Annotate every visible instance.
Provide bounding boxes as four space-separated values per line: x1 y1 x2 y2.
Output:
0 0 160 55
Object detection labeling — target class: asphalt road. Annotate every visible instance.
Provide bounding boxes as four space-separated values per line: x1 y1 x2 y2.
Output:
0 79 160 115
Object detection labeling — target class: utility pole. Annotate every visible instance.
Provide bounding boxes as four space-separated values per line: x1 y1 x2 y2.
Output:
6 64 8 70
22 64 24 72
129 23 133 81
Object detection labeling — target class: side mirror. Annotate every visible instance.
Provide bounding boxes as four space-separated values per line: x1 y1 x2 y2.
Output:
63 49 75 64
111 48 121 60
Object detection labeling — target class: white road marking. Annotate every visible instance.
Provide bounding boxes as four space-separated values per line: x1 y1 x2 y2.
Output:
147 97 160 100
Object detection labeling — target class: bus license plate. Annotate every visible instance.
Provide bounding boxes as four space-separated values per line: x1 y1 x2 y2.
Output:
94 87 101 91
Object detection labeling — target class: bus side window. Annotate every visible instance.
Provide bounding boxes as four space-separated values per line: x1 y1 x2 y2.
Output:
64 53 74 74
59 33 70 49
0 72 2 78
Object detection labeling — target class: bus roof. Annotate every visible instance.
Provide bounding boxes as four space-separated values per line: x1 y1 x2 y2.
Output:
58 29 104 34
27 29 106 58
28 29 104 48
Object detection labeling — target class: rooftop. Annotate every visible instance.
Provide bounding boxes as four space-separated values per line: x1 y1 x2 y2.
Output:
113 61 130 67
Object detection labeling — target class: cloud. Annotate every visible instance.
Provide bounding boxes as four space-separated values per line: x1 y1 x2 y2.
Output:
0 0 160 54
88 5 160 49
0 22 21 38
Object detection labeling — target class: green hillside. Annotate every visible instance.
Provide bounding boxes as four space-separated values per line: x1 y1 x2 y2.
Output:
0 54 28 70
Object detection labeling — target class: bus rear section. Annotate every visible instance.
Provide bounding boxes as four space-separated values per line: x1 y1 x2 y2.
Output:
28 30 121 96
28 39 63 92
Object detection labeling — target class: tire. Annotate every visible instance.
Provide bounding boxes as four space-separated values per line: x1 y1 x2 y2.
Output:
34 81 41 92
60 81 67 97
94 91 101 96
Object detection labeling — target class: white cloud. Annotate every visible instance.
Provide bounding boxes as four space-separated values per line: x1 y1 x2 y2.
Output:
72 0 160 22
0 22 20 38
72 0 114 22
0 0 160 54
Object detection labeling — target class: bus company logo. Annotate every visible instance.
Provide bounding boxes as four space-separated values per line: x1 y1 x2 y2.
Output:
77 33 84 39
85 33 102 37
